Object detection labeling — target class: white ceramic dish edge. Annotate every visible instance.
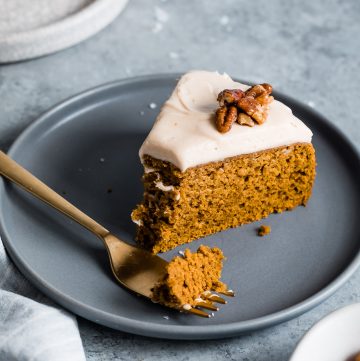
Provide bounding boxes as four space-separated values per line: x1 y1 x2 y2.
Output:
290 303 360 361
0 0 128 63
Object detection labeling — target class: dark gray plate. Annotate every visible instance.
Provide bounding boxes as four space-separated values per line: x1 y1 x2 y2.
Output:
1 74 360 340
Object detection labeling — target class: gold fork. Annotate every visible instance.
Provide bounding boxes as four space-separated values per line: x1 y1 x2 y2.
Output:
0 151 234 317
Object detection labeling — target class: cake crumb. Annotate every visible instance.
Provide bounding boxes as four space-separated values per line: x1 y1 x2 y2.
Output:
258 225 271 236
149 102 157 109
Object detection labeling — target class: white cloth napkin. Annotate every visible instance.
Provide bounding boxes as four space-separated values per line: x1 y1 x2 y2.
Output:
0 240 86 361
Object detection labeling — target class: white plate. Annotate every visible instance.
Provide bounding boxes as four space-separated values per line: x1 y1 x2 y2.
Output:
0 0 128 63
290 303 360 361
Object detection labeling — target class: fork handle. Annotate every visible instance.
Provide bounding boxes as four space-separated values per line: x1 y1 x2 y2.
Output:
0 150 109 238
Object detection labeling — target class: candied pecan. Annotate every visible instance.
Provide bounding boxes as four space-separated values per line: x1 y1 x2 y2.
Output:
217 89 245 106
215 83 273 132
215 105 238 133
245 84 272 98
261 83 273 93
237 96 267 124
237 113 255 127
256 92 274 106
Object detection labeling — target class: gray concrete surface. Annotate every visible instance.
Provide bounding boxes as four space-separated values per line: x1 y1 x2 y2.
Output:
1 0 359 360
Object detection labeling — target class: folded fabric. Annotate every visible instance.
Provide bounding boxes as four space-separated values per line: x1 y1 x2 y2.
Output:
0 240 86 361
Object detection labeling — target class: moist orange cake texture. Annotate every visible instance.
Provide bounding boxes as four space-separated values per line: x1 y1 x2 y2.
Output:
132 143 316 253
151 245 227 309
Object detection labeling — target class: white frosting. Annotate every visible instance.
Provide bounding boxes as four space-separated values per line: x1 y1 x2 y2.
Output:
132 218 143 226
144 166 156 173
139 70 313 172
154 181 174 192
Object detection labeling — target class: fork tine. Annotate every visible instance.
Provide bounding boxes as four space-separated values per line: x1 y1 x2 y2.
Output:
187 307 210 318
183 289 236 317
196 301 219 311
208 295 227 304
203 293 227 304
219 290 235 297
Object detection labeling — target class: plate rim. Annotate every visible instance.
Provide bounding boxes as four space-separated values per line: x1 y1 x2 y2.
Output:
1 73 360 340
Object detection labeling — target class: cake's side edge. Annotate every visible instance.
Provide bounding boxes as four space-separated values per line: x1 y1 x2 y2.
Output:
132 142 316 253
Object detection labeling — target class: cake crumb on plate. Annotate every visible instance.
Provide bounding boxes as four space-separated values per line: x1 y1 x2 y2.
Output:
258 225 271 236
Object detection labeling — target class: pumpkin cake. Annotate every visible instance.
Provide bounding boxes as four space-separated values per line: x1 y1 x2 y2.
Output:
132 70 316 253
151 245 227 310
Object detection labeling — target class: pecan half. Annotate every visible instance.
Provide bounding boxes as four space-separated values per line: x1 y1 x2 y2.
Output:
238 83 273 124
215 105 238 133
245 84 272 98
215 83 274 132
217 89 245 106
237 96 267 124
237 113 255 127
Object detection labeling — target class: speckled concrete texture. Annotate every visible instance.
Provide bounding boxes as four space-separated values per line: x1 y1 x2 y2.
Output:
1 0 359 360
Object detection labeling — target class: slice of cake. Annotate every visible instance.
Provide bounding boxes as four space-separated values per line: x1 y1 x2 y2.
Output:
151 245 227 310
132 70 316 253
